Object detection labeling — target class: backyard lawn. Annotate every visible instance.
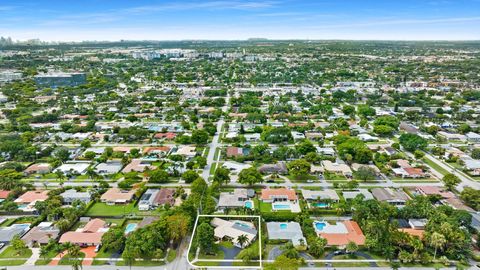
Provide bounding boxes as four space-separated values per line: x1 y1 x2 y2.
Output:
86 202 139 216
58 253 85 265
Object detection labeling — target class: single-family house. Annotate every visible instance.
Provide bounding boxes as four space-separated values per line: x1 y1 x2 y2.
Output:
14 190 49 211
313 220 365 247
211 218 257 248
122 159 155 173
466 132 480 143
59 218 107 246
261 188 297 203
22 222 60 247
217 189 254 210
56 162 90 175
258 162 288 175
95 161 123 175
301 189 340 207
60 189 91 204
322 160 352 178
371 188 410 206
24 163 52 175
267 222 306 246
0 224 31 244
342 189 374 201
100 188 136 205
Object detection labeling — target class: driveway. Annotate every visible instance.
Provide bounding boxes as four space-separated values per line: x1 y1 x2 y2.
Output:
267 245 283 260
81 246 97 266
218 245 241 266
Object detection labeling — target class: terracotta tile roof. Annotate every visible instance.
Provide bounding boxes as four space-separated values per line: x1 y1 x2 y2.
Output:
226 147 242 157
0 190 11 199
83 219 106 233
261 188 298 201
143 146 171 154
14 190 49 204
59 232 103 246
100 188 136 203
416 186 455 199
154 132 177 139
404 167 424 176
319 220 366 246
400 229 424 238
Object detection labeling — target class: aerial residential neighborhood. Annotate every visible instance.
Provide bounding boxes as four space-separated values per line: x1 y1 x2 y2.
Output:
1 1 480 270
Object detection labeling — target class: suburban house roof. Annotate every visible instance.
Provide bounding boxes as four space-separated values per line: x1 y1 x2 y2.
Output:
154 188 175 206
318 220 366 246
342 189 374 200
258 162 288 174
121 159 155 173
302 189 340 201
143 146 171 154
416 186 455 199
211 218 257 247
0 190 11 199
14 190 49 204
100 188 136 203
24 163 52 174
22 222 60 246
371 188 410 202
261 188 298 201
154 132 177 139
218 189 249 208
322 160 352 175
226 146 246 157
59 218 106 245
267 222 306 246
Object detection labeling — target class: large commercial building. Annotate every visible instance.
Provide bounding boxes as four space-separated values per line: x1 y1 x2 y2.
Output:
34 72 86 88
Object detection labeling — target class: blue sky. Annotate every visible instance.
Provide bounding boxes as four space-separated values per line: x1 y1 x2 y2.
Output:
1 0 479 41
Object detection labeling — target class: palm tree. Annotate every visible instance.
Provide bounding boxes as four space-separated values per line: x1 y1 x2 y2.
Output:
430 232 446 260
68 244 82 270
237 234 249 248
86 167 97 180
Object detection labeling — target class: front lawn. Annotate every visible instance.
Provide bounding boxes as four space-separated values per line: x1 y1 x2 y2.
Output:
0 246 32 259
35 250 58 265
58 253 85 265
86 202 139 216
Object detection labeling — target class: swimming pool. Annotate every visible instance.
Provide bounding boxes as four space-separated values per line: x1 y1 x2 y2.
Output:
244 200 253 209
314 222 327 231
279 223 288 229
272 203 291 210
313 202 329 208
125 223 138 234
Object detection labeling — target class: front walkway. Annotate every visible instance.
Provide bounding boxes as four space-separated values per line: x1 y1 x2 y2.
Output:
81 246 97 266
24 248 40 265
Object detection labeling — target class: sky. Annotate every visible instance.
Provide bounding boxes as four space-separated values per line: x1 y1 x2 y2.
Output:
1 0 480 41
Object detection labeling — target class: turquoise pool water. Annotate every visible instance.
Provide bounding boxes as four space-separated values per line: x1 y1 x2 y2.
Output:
272 204 290 210
314 222 327 231
279 223 288 229
313 202 328 208
125 223 138 234
244 201 253 209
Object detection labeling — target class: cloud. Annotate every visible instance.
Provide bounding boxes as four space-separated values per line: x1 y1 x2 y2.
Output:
125 1 278 14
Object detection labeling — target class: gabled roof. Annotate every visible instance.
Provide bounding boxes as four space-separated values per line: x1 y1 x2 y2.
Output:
261 188 297 201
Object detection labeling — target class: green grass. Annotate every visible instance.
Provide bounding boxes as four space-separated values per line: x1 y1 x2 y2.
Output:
0 246 32 259
422 157 449 176
257 199 272 213
34 250 58 265
58 252 85 265
198 249 225 260
0 218 16 227
219 241 234 249
116 259 165 266
86 202 139 216
214 148 221 160
166 249 177 262
0 259 27 266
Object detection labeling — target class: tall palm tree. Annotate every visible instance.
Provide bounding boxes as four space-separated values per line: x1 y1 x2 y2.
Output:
430 232 446 260
237 234 249 248
68 244 82 270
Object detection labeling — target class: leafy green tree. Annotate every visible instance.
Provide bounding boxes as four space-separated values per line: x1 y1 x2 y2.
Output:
280 242 299 259
213 166 230 185
165 213 190 245
238 167 263 186
101 227 126 252
197 222 215 254
354 166 376 181
472 148 480 159
346 241 359 254
429 232 446 260
192 129 209 145
399 133 428 152
11 235 27 255
237 234 249 248
287 159 311 179
295 140 316 155
181 170 199 183
308 237 327 258
264 255 301 270
442 173 460 191
148 169 169 183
